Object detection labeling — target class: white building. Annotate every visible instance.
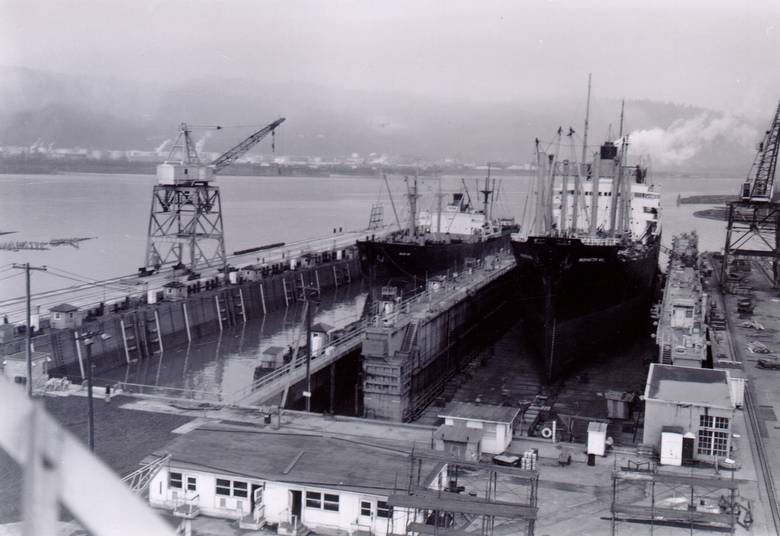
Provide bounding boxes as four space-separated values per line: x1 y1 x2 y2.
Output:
147 425 447 535
437 402 520 455
643 364 736 464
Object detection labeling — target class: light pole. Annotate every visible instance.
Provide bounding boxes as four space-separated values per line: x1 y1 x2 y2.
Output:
78 330 111 452
11 263 47 397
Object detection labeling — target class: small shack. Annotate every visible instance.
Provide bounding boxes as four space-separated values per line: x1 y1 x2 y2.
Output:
259 346 287 369
1 350 50 389
438 402 520 455
433 420 481 462
49 303 82 330
310 322 335 356
604 391 635 420
163 281 187 300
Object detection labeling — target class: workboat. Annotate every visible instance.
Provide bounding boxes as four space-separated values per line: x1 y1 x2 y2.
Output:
512 138 661 380
357 176 517 279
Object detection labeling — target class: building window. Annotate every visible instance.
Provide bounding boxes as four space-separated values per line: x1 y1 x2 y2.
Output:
169 472 183 489
216 479 231 496
186 477 197 491
233 481 248 498
305 491 339 512
698 414 730 457
360 500 372 517
323 493 339 512
305 491 322 508
377 501 392 518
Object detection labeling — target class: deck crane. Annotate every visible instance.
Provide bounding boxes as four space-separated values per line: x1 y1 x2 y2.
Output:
143 118 285 272
722 101 780 287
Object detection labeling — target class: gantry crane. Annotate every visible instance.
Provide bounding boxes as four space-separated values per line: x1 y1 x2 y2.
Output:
144 118 285 272
722 101 780 287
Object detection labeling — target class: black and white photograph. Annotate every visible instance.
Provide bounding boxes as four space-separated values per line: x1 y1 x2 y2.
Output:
1 1 779 535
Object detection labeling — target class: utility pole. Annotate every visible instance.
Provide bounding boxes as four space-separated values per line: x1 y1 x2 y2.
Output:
11 263 47 397
304 299 312 413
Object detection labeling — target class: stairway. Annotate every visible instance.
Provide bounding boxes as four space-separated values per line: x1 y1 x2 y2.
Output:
214 294 230 330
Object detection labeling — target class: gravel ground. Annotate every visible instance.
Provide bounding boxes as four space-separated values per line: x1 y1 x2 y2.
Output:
0 394 191 524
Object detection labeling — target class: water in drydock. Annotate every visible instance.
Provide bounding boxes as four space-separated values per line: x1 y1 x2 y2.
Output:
95 283 367 398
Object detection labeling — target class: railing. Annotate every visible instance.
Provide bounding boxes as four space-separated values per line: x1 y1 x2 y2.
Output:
105 380 222 403
229 324 368 404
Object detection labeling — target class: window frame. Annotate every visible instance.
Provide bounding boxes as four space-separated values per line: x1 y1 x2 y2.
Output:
169 471 183 489
360 500 372 517
186 476 197 491
323 493 339 512
216 478 231 496
377 500 392 518
305 491 322 509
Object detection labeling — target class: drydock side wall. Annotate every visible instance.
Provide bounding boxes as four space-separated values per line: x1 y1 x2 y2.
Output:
362 267 518 421
3 257 360 379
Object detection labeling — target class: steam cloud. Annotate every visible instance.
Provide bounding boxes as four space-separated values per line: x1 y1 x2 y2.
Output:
628 113 757 167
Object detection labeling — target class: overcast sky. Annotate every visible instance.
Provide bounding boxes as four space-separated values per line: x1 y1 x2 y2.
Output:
2 0 780 118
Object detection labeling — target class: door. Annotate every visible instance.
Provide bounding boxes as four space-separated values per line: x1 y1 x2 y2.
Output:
290 490 302 521
682 436 695 463
250 484 263 512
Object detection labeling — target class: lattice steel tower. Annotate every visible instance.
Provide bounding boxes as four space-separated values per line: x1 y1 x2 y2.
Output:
144 118 285 272
722 101 780 287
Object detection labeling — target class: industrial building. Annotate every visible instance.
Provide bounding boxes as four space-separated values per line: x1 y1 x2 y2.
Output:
147 425 446 535
642 364 736 465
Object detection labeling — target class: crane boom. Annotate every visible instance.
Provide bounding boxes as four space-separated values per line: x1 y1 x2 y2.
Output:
741 101 780 202
211 117 285 173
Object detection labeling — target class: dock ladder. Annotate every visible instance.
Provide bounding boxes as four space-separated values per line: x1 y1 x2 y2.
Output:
144 313 163 354
333 263 352 287
214 294 230 331
119 315 142 363
232 288 247 324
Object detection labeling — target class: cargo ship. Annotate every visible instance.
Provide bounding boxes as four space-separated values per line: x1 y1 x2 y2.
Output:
357 176 517 279
512 138 661 380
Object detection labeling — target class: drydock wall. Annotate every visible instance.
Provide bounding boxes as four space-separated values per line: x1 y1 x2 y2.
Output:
3 257 360 379
361 265 518 421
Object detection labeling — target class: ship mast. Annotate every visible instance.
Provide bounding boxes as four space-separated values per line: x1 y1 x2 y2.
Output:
405 174 420 236
581 73 592 164
480 165 493 220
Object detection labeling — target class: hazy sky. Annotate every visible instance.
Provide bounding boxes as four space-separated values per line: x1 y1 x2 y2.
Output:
2 0 780 118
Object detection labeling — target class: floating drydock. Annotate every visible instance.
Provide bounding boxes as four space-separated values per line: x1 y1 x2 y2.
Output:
0 249 360 379
361 255 518 421
654 231 709 368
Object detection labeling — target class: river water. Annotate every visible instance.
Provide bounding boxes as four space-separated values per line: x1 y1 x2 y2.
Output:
0 172 742 396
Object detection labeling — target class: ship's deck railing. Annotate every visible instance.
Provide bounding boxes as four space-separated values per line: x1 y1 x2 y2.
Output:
578 237 621 246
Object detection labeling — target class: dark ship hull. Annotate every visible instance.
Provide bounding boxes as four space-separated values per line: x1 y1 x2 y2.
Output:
357 229 514 279
512 234 660 381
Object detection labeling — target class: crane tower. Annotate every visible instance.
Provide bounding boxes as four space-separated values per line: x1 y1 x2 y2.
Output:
144 118 285 272
722 101 780 287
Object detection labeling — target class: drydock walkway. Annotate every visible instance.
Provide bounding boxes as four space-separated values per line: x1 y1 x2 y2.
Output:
0 228 382 324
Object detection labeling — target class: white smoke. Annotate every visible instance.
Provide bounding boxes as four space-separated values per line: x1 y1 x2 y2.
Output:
154 138 171 155
195 131 213 155
628 113 757 167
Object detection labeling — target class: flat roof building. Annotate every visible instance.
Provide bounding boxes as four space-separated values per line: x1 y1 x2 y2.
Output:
643 364 736 465
147 425 446 534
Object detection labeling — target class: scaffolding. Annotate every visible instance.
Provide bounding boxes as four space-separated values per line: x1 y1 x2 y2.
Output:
388 447 539 536
610 468 748 535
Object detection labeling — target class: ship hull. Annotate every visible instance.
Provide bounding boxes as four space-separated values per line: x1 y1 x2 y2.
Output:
512 234 660 381
357 230 513 279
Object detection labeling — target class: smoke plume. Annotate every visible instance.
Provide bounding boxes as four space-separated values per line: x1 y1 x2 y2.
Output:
628 113 757 167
